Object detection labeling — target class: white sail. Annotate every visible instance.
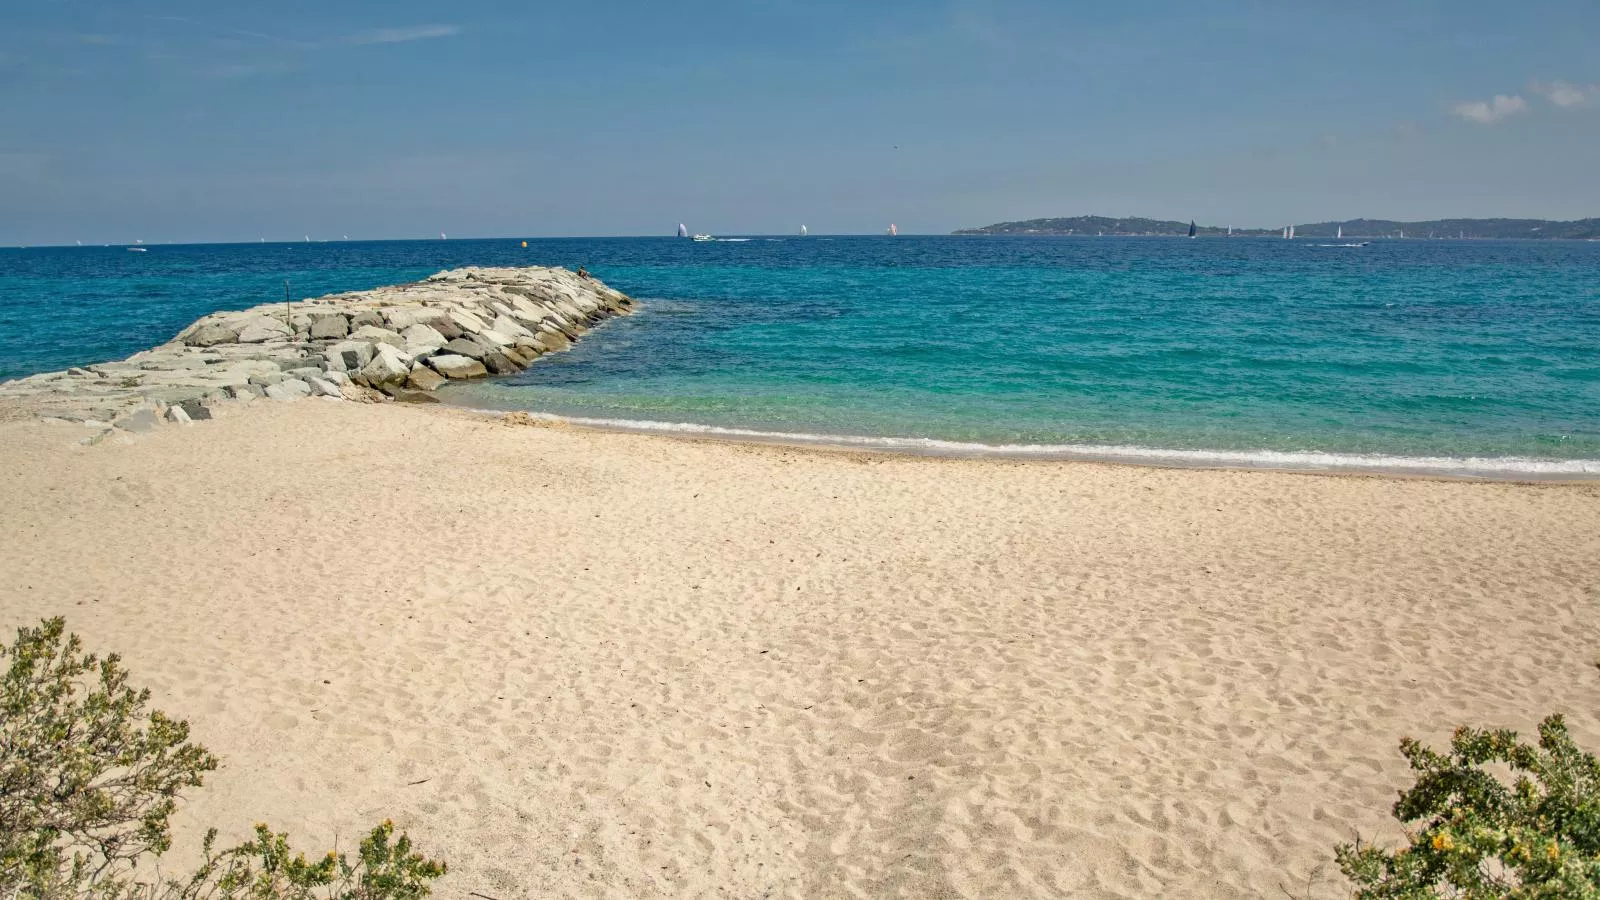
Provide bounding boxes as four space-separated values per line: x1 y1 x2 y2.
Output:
1282 226 1289 239
800 225 807 236
887 224 897 236
1337 225 1343 239
1288 225 1296 240
677 223 688 238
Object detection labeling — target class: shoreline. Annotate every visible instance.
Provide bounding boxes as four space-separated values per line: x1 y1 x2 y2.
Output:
447 404 1600 484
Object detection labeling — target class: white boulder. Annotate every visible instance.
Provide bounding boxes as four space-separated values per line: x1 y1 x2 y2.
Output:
264 379 313 401
427 354 489 379
359 344 411 386
237 317 294 344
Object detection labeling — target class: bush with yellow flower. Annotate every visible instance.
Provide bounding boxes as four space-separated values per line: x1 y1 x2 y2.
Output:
1337 716 1600 897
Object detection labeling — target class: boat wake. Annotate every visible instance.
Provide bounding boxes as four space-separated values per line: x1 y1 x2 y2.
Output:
473 411 1600 480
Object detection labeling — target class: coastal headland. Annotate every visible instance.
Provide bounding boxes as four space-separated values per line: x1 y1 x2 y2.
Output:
2 271 1599 897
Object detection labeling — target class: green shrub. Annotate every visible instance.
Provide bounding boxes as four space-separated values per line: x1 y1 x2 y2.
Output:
1337 715 1600 898
1 618 445 899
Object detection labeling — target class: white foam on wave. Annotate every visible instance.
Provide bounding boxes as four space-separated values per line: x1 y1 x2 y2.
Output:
479 410 1600 480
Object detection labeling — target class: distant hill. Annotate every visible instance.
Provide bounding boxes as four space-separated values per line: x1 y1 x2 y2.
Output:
953 216 1600 239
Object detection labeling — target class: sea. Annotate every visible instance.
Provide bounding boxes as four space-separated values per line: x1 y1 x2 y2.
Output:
3 236 1598 477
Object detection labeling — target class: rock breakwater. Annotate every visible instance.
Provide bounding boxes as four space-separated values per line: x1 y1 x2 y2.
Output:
0 266 632 438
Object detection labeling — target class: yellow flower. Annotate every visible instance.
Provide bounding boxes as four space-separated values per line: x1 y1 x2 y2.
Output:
1547 841 1561 862
1431 833 1454 852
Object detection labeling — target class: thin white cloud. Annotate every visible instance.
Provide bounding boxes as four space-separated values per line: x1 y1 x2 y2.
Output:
152 15 311 48
345 25 461 46
1452 94 1527 125
1530 79 1597 108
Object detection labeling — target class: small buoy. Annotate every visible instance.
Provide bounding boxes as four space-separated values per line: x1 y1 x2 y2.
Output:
521 241 528 248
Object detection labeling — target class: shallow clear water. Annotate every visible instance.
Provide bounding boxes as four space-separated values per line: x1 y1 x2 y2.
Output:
4 236 1599 472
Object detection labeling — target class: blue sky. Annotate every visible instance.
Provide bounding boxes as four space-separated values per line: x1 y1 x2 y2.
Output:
3 0 1598 243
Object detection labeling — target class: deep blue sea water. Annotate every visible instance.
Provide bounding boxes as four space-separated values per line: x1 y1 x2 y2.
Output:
4 236 1599 474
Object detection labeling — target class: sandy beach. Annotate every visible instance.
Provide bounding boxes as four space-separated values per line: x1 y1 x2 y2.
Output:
3 398 1598 898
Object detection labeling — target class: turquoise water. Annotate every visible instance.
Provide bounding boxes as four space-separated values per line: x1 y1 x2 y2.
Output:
4 236 1599 474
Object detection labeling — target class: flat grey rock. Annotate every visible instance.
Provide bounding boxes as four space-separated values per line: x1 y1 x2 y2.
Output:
402 323 447 350
309 315 349 340
448 309 488 334
351 324 405 348
427 354 488 379
359 345 410 386
442 338 487 360
407 364 447 391
483 351 520 375
237 317 294 344
264 379 312 401
306 376 343 398
429 318 465 340
188 323 240 347
383 306 445 329
326 340 376 371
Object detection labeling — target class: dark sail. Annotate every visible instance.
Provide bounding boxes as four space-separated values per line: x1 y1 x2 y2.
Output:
1187 220 1196 238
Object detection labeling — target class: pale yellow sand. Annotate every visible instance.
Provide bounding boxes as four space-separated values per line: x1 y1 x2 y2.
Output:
3 400 1599 898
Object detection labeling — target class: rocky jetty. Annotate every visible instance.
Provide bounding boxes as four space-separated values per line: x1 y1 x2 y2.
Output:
0 266 632 438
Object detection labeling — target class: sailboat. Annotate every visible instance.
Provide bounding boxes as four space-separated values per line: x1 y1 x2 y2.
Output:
1227 225 1233 237
1187 220 1196 239
800 225 808 237
1288 225 1296 240
677 223 688 238
440 232 447 240
304 235 311 243
1337 225 1343 240
887 224 898 237
1282 226 1289 240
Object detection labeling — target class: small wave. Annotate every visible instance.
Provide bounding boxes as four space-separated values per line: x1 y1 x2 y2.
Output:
715 238 752 242
472 412 1600 480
